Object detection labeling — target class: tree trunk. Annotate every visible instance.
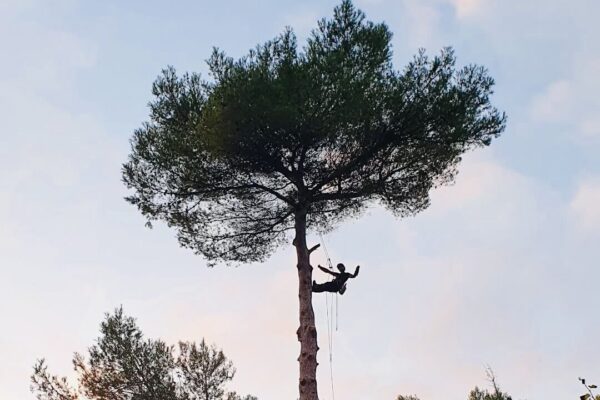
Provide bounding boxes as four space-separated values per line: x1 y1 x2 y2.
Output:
294 210 319 400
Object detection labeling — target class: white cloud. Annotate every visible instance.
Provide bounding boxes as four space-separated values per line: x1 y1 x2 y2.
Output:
402 1 442 48
579 116 600 139
580 117 600 138
571 57 600 140
448 0 484 19
0 6 96 95
529 56 600 142
570 178 600 232
530 80 574 123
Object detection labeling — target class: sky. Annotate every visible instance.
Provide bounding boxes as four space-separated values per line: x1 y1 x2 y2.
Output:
1 0 599 399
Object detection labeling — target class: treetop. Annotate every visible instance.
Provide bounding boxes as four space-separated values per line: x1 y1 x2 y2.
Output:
123 0 506 264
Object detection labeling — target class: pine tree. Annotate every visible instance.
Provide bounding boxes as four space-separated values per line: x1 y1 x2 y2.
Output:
122 2 506 398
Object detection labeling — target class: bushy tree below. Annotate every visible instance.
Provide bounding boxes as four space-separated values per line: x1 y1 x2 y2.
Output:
31 308 256 400
397 370 512 400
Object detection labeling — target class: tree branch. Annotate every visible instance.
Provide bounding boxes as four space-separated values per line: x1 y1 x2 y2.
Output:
166 182 296 206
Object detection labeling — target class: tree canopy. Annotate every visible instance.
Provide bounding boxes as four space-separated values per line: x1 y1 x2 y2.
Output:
122 0 506 266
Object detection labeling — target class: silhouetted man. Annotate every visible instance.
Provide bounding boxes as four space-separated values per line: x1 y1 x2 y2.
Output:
312 263 360 295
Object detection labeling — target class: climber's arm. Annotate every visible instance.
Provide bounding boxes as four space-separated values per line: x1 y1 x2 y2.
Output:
352 265 360 278
318 265 339 276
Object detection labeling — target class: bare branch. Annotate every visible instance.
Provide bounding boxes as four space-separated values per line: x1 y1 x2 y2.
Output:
308 243 321 254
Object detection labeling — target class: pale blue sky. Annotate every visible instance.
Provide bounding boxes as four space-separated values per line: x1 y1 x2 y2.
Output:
1 1 600 399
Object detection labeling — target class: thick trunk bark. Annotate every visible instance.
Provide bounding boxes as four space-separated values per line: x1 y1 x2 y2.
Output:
294 211 319 400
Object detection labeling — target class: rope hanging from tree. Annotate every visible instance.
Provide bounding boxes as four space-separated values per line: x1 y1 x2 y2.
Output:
319 232 338 400
315 232 361 399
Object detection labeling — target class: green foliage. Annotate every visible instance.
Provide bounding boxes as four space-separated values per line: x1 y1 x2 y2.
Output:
178 340 235 400
31 362 78 400
31 308 256 400
396 369 513 400
123 0 506 265
74 308 176 400
468 387 512 400
467 369 512 400
579 377 600 400
226 395 258 400
395 385 514 400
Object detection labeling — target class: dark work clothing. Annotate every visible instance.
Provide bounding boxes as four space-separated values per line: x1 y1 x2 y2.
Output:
312 279 347 293
312 265 359 294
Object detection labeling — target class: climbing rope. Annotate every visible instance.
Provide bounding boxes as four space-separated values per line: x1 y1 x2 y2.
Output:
319 232 338 400
319 232 334 270
335 293 338 332
319 232 339 331
325 291 335 400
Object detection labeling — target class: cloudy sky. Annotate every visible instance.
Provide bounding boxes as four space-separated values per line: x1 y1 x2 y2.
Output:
1 0 599 399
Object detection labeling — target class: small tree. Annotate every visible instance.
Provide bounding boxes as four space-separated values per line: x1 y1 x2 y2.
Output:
122 1 505 399
178 340 235 400
395 370 513 400
468 387 513 400
468 369 512 400
31 308 255 400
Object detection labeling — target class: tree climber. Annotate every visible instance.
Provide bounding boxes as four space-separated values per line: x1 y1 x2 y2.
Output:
312 263 360 295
